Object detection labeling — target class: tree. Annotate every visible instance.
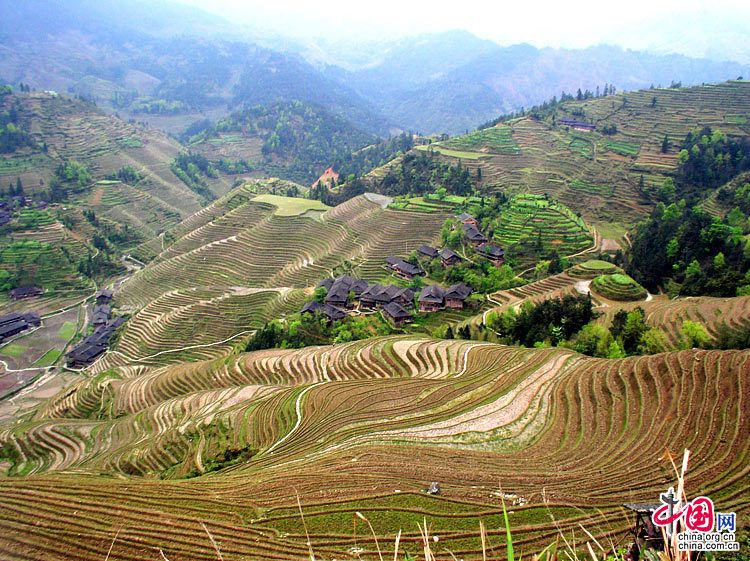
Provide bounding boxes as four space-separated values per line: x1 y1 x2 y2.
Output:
680 320 711 349
661 135 670 153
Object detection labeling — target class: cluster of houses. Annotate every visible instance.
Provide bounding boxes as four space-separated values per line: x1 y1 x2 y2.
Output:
0 311 41 343
66 290 125 368
302 274 475 328
383 213 505 285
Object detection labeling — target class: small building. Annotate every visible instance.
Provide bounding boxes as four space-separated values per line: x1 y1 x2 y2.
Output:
325 275 357 307
317 278 334 291
444 283 473 309
9 286 43 300
385 257 425 280
313 166 340 189
360 284 400 308
457 213 478 226
95 289 114 305
463 224 488 246
66 343 107 368
92 304 112 326
301 301 322 315
418 285 445 313
394 288 415 308
417 245 439 260
382 302 413 327
0 319 31 342
478 243 505 266
321 304 347 322
439 248 461 267
559 119 596 131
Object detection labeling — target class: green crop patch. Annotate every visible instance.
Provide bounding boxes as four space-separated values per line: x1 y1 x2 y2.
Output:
250 194 330 216
441 125 521 155
0 343 28 357
605 139 640 156
33 349 62 366
414 144 488 160
57 321 77 341
493 194 593 256
591 273 647 301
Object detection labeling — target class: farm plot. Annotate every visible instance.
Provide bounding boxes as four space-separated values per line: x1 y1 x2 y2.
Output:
440 124 521 155
590 273 648 301
0 337 746 560
493 194 594 255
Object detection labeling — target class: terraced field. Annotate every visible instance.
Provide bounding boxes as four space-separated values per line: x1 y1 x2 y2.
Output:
591 273 648 301
118 188 447 309
493 194 594 255
0 336 746 560
415 81 750 235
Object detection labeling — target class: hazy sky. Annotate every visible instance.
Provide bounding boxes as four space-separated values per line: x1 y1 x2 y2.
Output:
176 0 749 50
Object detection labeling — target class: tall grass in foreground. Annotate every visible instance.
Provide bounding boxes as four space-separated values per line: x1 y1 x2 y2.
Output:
106 450 699 561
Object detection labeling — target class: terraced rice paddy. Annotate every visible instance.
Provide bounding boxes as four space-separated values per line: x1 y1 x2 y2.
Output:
493 194 594 255
0 336 746 560
568 259 623 278
416 81 750 234
440 124 521 155
591 273 648 301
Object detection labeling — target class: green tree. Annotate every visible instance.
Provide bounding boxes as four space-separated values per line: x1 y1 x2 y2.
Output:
680 320 711 349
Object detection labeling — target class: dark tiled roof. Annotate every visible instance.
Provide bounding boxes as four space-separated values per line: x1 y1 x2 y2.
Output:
463 224 488 242
439 248 460 260
395 288 414 302
418 245 439 258
0 320 29 338
0 312 26 326
445 283 473 300
9 286 42 299
322 304 347 321
317 278 334 290
301 301 322 314
418 284 445 303
457 213 475 221
383 302 413 320
478 243 505 258
387 257 425 277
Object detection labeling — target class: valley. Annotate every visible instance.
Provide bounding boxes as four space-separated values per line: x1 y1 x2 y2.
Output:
0 5 749 559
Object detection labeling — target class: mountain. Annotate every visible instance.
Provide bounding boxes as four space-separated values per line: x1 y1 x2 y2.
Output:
337 33 750 133
0 0 393 136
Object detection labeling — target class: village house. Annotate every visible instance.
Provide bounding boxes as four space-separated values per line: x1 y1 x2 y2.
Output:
9 286 43 300
324 275 357 307
439 248 461 267
385 257 425 280
457 212 478 226
463 224 488 246
444 283 473 309
313 167 340 189
417 245 439 260
92 304 112 327
0 312 41 343
66 317 125 368
478 243 505 266
559 118 596 132
301 300 350 322
382 302 413 327
95 289 114 305
418 284 445 312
